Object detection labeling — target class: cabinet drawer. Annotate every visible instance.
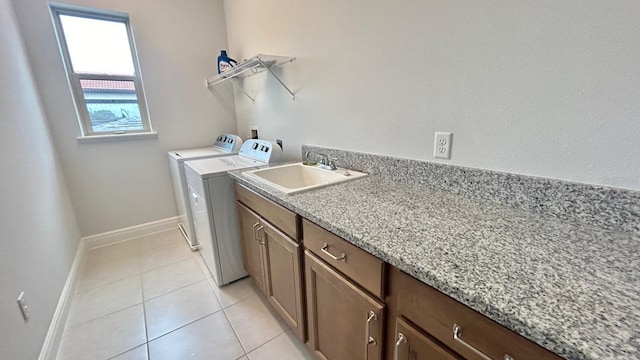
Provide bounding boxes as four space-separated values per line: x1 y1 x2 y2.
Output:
389 267 562 360
303 219 384 298
393 316 462 360
234 183 298 239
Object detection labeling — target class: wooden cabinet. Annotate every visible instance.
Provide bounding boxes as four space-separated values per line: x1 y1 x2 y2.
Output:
385 266 562 360
305 250 384 360
235 184 305 342
302 218 385 360
235 181 564 360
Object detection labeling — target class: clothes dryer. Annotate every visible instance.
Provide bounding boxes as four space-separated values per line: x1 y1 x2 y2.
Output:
184 139 283 285
168 134 242 249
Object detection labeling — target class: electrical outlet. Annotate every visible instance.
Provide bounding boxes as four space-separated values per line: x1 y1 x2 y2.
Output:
17 291 29 321
434 132 452 159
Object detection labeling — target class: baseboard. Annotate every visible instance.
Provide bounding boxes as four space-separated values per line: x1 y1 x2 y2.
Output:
37 216 180 360
37 237 86 360
83 216 180 249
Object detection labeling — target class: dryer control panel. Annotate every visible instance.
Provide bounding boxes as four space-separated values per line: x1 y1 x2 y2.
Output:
213 133 243 153
239 139 284 163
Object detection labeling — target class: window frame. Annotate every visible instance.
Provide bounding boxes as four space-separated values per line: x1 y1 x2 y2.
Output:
49 4 153 137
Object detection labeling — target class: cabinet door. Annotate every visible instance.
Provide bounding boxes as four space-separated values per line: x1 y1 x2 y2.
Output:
305 251 384 360
237 202 266 293
262 220 305 342
393 317 462 360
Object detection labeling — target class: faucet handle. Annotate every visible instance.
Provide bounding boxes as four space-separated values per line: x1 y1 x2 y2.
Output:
317 153 329 165
328 158 338 170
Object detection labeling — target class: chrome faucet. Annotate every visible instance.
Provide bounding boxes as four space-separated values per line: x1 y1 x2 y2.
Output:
305 151 337 170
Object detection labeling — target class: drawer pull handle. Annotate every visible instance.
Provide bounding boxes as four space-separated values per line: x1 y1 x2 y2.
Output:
256 225 265 245
453 324 515 360
253 223 265 245
321 243 346 262
365 311 377 350
252 222 260 242
394 332 407 360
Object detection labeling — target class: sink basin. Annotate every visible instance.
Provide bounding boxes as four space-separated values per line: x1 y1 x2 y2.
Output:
242 163 367 194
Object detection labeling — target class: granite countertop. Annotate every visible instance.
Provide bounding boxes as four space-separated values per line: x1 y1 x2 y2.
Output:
229 170 639 360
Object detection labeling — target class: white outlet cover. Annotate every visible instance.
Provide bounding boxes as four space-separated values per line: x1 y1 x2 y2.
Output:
434 132 452 159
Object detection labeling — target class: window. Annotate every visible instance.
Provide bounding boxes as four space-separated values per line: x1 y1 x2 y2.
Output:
50 5 152 137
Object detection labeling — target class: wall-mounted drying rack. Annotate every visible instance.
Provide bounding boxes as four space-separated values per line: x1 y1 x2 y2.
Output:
205 54 296 102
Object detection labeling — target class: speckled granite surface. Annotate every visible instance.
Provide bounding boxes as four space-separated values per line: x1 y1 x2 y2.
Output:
303 145 640 236
229 148 639 360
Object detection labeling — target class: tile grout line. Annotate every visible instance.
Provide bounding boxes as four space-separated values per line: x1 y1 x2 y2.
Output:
194 253 251 358
243 329 290 359
81 231 186 286
107 242 148 360
139 242 196 273
141 251 204 277
143 276 208 301
221 306 250 357
142 265 207 302
137 246 151 360
68 239 145 330
73 271 141 296
66 300 144 332
89 249 145 360
145 309 226 342
142 298 151 359
75 239 142 294
142 251 224 343
60 231 193 359
221 294 288 355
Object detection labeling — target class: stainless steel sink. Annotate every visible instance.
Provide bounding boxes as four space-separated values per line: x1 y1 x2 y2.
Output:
242 163 367 194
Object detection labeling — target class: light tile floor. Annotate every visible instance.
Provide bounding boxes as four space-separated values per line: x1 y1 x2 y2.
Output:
56 228 314 360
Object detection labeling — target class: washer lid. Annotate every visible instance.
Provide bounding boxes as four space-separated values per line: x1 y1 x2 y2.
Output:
168 146 229 161
168 133 244 161
184 155 266 177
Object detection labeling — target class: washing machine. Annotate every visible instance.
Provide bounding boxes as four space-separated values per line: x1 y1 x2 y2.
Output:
168 134 242 249
184 139 283 285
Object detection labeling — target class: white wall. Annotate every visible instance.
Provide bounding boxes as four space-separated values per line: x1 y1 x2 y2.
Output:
0 0 81 357
12 0 236 236
224 0 640 191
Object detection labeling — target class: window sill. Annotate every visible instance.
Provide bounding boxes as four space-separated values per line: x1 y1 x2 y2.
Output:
77 132 158 143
